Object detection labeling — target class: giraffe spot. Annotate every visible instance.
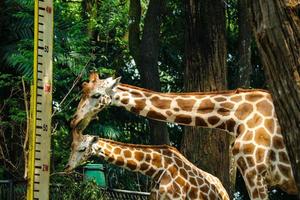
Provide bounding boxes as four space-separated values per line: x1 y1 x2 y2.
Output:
269 150 276 161
264 119 275 134
232 142 240 156
220 102 234 109
216 122 225 130
166 111 173 116
134 151 144 161
162 149 173 157
140 163 149 171
196 177 204 186
242 143 255 154
255 148 265 163
127 159 138 170
195 117 208 126
245 93 264 102
151 153 162 168
176 99 196 112
214 96 227 102
242 131 253 141
257 164 267 174
169 165 178 178
230 95 242 102
237 157 247 173
122 93 129 96
279 152 289 163
147 110 167 121
183 162 191 171
174 114 192 125
189 187 198 199
217 108 231 116
145 154 151 161
161 173 171 185
179 168 188 178
260 192 267 199
114 95 120 101
144 91 152 97
272 136 285 149
208 116 220 126
197 99 215 114
115 157 125 166
150 96 171 109
113 147 122 154
247 114 263 128
121 98 129 105
130 99 146 114
175 176 185 186
254 128 271 147
225 118 236 132
235 103 253 120
209 191 216 199
174 157 183 167
200 185 209 193
145 167 156 176
238 124 246 135
107 157 114 162
252 188 259 198
123 150 132 158
131 90 143 97
278 164 292 178
246 156 255 167
256 100 273 116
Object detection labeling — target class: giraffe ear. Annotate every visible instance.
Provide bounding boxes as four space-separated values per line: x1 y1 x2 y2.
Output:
91 136 99 144
105 76 121 93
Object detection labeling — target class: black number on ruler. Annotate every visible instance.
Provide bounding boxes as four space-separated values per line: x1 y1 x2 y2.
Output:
42 124 48 131
44 45 49 53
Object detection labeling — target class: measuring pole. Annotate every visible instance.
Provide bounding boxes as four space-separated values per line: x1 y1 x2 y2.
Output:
27 0 53 199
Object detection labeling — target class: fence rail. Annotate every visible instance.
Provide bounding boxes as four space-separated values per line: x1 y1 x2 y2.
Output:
0 180 150 200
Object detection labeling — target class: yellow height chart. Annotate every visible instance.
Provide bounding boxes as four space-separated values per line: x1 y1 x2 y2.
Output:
27 0 53 199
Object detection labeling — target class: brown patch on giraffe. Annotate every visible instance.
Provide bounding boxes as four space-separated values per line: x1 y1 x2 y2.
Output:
179 168 188 178
252 188 259 199
279 152 289 163
115 156 125 166
246 156 255 167
200 185 209 193
131 90 143 97
166 111 173 116
121 98 129 105
175 176 185 186
107 157 114 162
242 143 255 154
208 116 220 126
174 114 192 125
255 148 265 163
134 151 144 161
189 187 198 199
217 108 230 116
197 99 215 114
235 103 253 120
174 157 183 167
114 95 120 101
225 118 236 132
140 163 149 171
196 177 204 186
183 163 191 171
273 136 285 149
278 164 291 178
176 99 196 112
123 150 132 158
242 131 253 141
230 95 242 102
220 102 234 109
216 122 225 130
145 153 151 161
254 128 271 147
257 164 267 174
209 191 216 199
161 174 171 185
264 119 275 134
145 167 156 176
147 110 167 121
256 100 273 116
162 149 173 157
214 96 227 102
173 107 180 112
150 96 171 110
113 147 122 154
127 159 138 170
130 99 146 113
232 142 240 156
237 157 247 173
245 93 264 102
195 117 208 126
238 124 246 135
103 148 111 156
247 114 263 128
151 153 162 168
269 150 276 161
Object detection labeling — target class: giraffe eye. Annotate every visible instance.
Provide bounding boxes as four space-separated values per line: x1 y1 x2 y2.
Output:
78 147 86 152
91 93 101 99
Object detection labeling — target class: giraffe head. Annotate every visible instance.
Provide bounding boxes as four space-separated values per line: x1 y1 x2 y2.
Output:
64 129 99 172
70 72 121 129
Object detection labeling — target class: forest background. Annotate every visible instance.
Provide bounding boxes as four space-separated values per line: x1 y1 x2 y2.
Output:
0 0 299 199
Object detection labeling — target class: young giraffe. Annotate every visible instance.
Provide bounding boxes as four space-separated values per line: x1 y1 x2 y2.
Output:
65 129 229 200
71 72 298 200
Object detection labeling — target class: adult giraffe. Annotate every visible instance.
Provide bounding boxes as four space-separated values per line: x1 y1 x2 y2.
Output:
71 72 298 199
65 129 229 200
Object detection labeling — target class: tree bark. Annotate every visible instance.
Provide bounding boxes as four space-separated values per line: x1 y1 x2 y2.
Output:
181 0 234 196
82 0 98 40
248 0 300 197
128 0 169 145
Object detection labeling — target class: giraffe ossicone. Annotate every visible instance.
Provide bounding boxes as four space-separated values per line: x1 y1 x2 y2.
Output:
71 72 298 200
65 128 229 200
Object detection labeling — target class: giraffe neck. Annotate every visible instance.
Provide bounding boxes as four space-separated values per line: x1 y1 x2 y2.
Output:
92 138 175 181
111 84 271 135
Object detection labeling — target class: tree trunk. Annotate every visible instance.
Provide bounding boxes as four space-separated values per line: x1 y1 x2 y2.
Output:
128 0 169 145
181 0 234 196
248 0 300 197
237 0 252 88
82 0 98 40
